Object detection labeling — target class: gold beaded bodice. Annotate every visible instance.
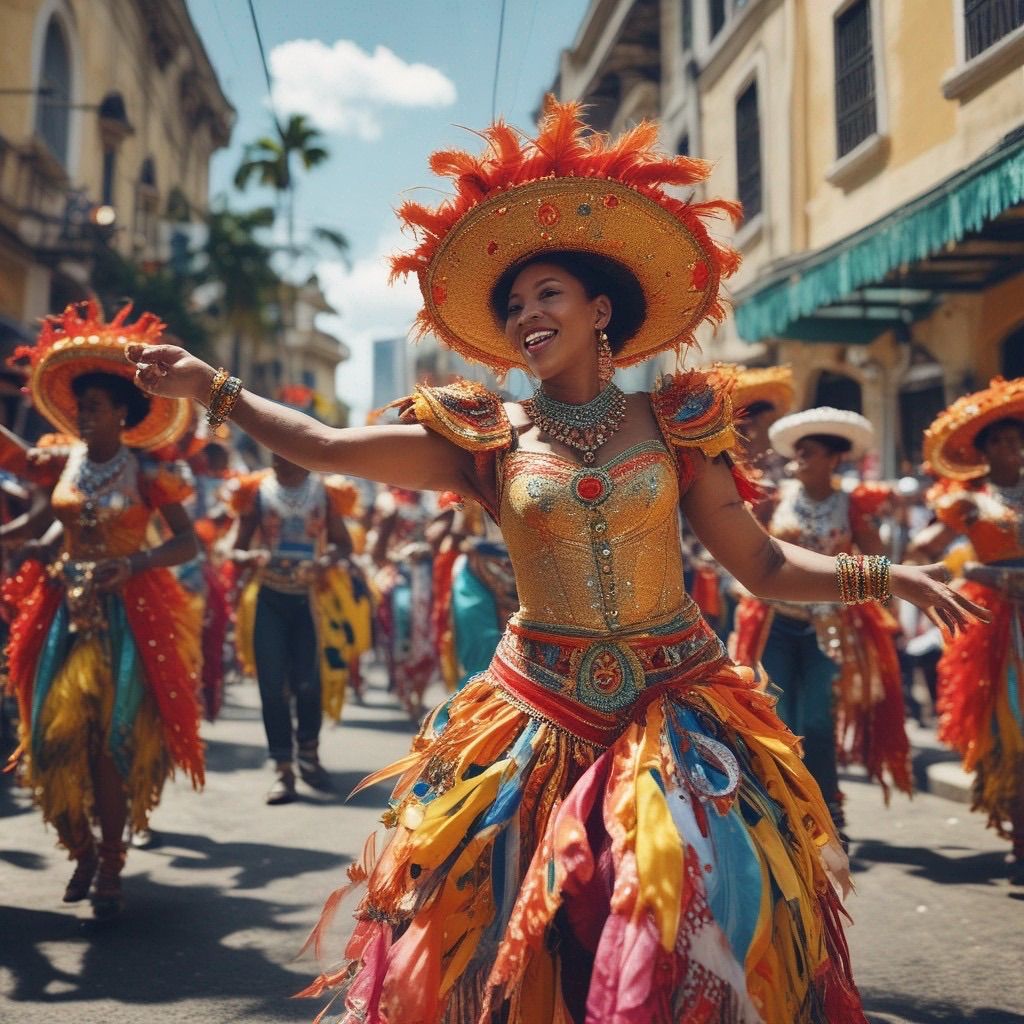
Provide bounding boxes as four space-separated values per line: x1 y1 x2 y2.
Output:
499 441 685 634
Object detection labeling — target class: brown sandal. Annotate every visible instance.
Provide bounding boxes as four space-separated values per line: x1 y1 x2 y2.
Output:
63 839 98 903
91 839 126 920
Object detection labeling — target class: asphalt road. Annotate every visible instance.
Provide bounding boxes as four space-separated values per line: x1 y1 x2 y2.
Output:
1 666 1021 1023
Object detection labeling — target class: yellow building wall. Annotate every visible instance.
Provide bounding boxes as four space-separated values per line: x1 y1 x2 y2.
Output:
802 0 1024 252
698 4 791 293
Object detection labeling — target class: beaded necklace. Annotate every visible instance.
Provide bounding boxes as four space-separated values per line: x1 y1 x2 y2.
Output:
523 381 627 466
75 446 132 529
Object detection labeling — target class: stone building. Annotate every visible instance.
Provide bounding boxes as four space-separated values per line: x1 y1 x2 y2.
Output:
0 0 233 337
554 0 1024 472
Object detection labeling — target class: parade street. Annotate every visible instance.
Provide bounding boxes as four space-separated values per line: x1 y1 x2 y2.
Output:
1 667 1021 1024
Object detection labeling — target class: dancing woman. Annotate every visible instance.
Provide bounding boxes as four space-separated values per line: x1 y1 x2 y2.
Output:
913 378 1024 883
2 303 201 918
732 408 915 825
128 101 984 1023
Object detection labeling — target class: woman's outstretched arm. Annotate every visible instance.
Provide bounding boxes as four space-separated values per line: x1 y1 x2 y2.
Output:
126 343 479 496
681 456 990 637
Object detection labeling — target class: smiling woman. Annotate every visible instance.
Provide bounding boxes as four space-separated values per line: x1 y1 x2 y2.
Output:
127 99 987 1024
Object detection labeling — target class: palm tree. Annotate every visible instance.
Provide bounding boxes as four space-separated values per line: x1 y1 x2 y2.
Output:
202 204 280 377
233 114 330 257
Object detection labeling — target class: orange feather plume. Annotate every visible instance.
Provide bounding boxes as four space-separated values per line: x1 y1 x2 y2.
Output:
390 96 742 290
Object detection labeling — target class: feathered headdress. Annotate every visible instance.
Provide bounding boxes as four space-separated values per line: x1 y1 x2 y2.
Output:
12 300 191 451
390 96 742 372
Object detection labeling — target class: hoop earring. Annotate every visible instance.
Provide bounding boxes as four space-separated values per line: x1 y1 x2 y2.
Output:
596 329 614 387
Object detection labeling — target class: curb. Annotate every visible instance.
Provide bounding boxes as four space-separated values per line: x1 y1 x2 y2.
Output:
907 722 972 804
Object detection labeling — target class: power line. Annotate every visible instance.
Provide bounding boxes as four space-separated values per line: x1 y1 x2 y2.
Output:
246 0 282 135
491 0 509 121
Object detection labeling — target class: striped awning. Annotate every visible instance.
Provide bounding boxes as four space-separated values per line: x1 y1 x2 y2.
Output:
735 129 1024 344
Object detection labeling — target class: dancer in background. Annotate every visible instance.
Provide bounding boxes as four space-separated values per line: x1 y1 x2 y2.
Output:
913 377 1024 883
229 454 354 804
370 486 436 718
128 101 984 1023
732 408 913 834
2 302 200 919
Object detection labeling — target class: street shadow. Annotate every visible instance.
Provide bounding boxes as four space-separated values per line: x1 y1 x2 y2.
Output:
850 838 1007 886
0 879 324 1019
138 830 344 892
202 734 269 773
0 847 48 870
863 990 1024 1023
0 771 36 821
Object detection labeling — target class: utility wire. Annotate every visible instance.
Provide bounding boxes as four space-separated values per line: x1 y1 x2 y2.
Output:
491 0 509 121
246 0 282 136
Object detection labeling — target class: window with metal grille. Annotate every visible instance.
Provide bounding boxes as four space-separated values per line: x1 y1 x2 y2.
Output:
710 0 727 39
735 81 762 219
682 0 693 50
834 0 876 158
35 19 71 166
965 0 1024 58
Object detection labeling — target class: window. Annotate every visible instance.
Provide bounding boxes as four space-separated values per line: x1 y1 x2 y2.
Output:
709 0 727 39
682 0 693 50
677 133 690 157
813 371 862 413
735 81 762 219
964 0 1024 60
35 18 71 166
834 1 877 158
101 149 116 206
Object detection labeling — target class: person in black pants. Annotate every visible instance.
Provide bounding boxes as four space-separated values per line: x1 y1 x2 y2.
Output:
231 454 353 804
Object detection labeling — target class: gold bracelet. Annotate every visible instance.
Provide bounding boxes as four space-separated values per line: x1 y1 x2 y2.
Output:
208 368 229 408
207 375 243 427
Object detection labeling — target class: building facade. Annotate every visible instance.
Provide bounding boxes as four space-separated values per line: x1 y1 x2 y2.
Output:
555 0 1024 473
0 0 233 339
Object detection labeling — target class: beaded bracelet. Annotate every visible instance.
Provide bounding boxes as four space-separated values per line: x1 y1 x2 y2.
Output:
206 372 243 427
835 552 891 604
208 368 229 408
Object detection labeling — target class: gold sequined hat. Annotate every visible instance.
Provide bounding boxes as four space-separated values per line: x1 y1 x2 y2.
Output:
389 97 742 373
13 301 191 451
923 376 1024 481
731 365 795 421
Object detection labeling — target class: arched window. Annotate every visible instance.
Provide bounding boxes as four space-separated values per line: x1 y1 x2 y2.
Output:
35 18 72 166
812 369 862 412
1001 321 1024 380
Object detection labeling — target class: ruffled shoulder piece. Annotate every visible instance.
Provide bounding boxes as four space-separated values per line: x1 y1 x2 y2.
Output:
926 476 980 531
396 380 512 453
137 455 194 508
650 367 738 460
324 474 362 518
224 469 271 518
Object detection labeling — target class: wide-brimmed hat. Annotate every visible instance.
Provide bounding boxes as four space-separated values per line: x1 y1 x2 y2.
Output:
732 365 795 420
769 406 874 459
13 301 191 451
389 97 741 373
923 376 1024 480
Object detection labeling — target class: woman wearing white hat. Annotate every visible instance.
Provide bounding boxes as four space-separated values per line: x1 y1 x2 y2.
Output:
732 407 913 833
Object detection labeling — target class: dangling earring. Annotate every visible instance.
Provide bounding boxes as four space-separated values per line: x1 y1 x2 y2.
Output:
596 328 614 388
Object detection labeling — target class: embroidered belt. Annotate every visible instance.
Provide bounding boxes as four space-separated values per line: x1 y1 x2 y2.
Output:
491 608 727 746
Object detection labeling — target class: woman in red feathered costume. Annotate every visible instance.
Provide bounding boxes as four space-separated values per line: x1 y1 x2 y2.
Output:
1 302 202 920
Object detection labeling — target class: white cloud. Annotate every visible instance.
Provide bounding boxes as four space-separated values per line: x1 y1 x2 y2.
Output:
317 230 422 423
269 39 457 140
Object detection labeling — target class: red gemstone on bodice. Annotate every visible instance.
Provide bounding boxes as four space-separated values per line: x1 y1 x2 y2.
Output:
575 476 605 501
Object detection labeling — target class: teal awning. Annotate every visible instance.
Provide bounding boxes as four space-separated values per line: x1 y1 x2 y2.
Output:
735 130 1024 343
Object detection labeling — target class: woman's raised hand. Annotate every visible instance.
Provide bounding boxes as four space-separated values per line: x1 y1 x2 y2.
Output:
889 562 992 637
125 343 215 404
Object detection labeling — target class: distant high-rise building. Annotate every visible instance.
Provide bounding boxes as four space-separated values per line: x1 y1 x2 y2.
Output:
372 337 412 410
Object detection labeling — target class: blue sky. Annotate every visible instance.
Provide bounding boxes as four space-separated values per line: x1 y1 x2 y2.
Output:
185 0 592 419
